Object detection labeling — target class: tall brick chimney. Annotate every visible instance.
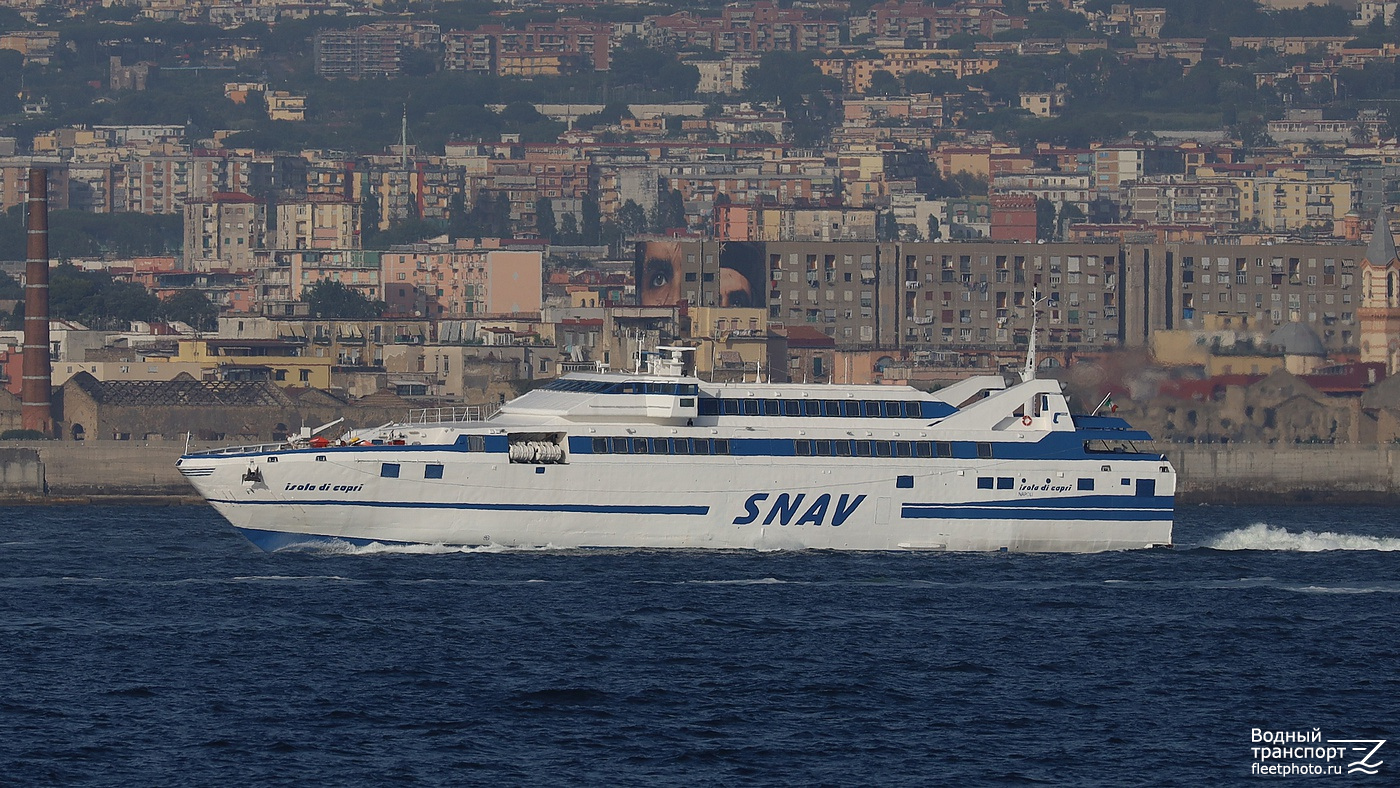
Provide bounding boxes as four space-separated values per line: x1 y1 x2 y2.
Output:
21 167 51 436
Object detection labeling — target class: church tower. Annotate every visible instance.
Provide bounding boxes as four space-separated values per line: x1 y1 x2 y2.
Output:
1359 207 1400 372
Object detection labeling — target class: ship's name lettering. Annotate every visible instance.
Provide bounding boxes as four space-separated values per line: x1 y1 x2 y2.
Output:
733 493 866 526
284 483 364 493
1019 483 1072 493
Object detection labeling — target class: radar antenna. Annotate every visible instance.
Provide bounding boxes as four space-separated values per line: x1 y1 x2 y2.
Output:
1021 288 1046 382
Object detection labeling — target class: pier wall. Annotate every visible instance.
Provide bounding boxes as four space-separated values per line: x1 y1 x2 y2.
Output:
0 448 44 495
1 441 1400 504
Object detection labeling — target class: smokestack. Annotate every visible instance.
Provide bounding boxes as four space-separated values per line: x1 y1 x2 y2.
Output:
21 167 51 436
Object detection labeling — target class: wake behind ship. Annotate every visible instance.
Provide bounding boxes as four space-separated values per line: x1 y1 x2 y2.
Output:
178 347 1174 552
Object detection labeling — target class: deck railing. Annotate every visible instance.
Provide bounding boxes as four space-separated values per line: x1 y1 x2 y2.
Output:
406 404 500 424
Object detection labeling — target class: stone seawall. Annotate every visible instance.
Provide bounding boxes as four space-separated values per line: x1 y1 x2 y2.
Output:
1161 444 1400 505
0 447 45 495
1 441 1399 505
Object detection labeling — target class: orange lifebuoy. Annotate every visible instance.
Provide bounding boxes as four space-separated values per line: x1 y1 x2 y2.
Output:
1021 415 1033 426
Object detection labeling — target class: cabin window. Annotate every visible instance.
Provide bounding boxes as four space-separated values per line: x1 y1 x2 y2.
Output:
650 438 669 454
834 440 853 457
610 437 631 454
694 439 711 455
783 400 802 416
592 438 608 453
742 400 760 416
821 400 840 416
713 439 730 455
841 401 862 417
896 475 914 489
722 399 741 416
1078 478 1094 491
936 442 953 458
997 477 1014 490
977 477 994 489
795 440 812 456
671 438 690 455
803 400 822 417
815 440 833 456
315 455 327 462
882 401 902 418
977 443 994 459
425 464 444 479
632 438 650 454
902 402 922 418
894 441 913 458
699 399 721 416
380 463 400 478
874 441 892 457
915 442 933 458
763 400 780 416
862 401 880 417
856 441 873 457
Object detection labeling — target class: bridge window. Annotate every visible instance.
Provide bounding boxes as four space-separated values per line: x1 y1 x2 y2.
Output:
699 399 721 416
380 463 400 478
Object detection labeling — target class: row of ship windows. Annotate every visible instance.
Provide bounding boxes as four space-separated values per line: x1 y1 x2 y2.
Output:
590 437 992 459
382 463 444 479
543 379 701 396
698 398 938 419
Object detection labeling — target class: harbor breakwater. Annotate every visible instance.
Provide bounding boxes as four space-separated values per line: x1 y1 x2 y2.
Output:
1 441 1400 505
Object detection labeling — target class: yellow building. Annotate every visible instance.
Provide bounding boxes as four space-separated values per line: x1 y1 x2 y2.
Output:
174 338 334 388
1218 175 1352 232
688 307 769 381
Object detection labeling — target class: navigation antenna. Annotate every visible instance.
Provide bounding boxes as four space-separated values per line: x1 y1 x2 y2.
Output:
1021 288 1046 382
400 105 408 173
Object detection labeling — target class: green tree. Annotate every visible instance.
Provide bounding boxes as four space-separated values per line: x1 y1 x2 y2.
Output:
161 290 219 331
558 212 579 245
618 199 648 239
535 196 557 241
867 69 901 96
303 279 385 319
582 196 601 245
926 215 942 241
1036 198 1057 242
0 270 20 300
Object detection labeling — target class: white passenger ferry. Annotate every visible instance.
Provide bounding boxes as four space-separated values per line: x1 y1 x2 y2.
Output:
178 344 1175 553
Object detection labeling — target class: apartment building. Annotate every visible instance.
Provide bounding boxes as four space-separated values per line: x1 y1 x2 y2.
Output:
183 192 267 272
274 196 360 250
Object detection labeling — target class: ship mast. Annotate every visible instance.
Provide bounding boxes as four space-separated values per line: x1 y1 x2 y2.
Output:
1021 288 1044 382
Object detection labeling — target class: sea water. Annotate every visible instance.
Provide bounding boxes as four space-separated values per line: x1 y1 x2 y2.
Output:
0 504 1396 786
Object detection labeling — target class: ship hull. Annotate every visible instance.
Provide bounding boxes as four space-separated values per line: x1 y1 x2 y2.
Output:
181 446 1174 553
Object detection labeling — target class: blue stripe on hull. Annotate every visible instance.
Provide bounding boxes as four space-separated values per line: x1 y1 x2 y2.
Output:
209 499 710 515
908 494 1174 510
902 506 1170 521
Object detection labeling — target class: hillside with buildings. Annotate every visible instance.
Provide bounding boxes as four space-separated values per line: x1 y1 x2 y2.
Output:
5 0 1400 449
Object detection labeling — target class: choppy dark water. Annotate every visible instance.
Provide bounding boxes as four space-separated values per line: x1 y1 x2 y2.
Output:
1 504 1397 786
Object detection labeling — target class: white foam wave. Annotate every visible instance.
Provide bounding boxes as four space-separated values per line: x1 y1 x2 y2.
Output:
1205 523 1400 552
296 540 558 556
687 578 791 585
